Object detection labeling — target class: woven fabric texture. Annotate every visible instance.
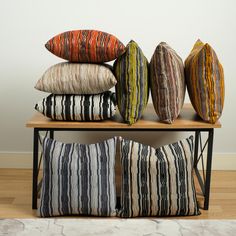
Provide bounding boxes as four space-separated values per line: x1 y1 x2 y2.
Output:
150 42 185 123
119 136 199 217
45 30 125 62
35 91 117 121
35 63 117 94
185 39 224 123
114 40 149 125
38 137 117 217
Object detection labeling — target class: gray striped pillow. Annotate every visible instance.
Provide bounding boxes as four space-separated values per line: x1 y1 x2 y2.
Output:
38 137 117 217
119 136 199 217
35 63 117 94
35 91 116 121
150 42 185 123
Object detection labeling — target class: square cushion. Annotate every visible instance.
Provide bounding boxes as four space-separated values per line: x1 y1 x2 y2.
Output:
38 137 117 217
185 39 224 124
35 91 117 121
114 40 149 125
35 63 117 94
119 136 199 217
45 30 125 63
150 42 186 123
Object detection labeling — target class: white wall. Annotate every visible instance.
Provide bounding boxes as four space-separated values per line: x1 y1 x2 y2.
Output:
0 0 235 158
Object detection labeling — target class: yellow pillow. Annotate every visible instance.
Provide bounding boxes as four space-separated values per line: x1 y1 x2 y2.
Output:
185 40 224 123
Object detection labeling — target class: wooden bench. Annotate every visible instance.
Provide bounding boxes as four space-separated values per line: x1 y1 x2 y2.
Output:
26 103 221 210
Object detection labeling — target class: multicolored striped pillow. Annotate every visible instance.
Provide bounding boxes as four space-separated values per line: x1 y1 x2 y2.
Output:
114 40 149 125
150 42 186 123
45 30 125 63
35 63 117 94
35 91 116 121
185 39 224 124
38 137 117 217
119 136 199 217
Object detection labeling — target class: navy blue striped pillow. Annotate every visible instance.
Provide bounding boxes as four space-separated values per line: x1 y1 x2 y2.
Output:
119 136 199 217
38 137 117 217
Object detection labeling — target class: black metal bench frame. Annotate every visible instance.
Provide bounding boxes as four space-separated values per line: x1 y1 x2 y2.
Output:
32 127 214 211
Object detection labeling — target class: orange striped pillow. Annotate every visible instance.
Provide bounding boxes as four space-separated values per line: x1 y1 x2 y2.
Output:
45 30 125 63
185 40 224 124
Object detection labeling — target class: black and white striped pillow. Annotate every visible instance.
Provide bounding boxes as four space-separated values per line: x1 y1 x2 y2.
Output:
35 91 116 121
119 136 199 217
38 137 117 217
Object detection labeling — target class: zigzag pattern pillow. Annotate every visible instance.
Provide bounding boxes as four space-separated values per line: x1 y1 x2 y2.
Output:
119 136 199 217
38 137 117 217
35 91 117 121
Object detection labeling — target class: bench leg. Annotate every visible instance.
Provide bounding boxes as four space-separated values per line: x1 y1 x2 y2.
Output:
32 128 39 209
204 129 214 210
193 129 214 210
194 131 200 167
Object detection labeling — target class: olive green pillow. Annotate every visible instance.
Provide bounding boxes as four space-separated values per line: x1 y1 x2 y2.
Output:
113 40 149 125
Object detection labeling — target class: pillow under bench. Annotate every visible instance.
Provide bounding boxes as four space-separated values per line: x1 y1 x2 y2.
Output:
118 136 200 217
38 137 117 217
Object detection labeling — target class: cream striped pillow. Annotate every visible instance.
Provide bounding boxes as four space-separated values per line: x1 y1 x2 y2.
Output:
35 63 117 94
119 136 199 217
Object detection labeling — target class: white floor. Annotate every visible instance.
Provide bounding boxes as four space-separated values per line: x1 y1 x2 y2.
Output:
0 219 236 236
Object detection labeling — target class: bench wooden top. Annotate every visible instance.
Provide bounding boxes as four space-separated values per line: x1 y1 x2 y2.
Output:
26 103 221 129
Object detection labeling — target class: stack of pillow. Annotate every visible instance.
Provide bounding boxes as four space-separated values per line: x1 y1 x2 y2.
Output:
33 33 224 218
34 30 225 125
34 30 125 121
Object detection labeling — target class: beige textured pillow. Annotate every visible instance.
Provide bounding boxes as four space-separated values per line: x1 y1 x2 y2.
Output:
35 63 117 94
119 136 199 217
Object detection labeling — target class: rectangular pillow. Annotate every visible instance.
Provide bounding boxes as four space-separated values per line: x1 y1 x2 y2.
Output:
114 40 149 125
119 136 199 217
35 63 117 95
45 30 125 62
150 42 185 123
35 91 117 121
184 39 224 124
38 137 117 217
